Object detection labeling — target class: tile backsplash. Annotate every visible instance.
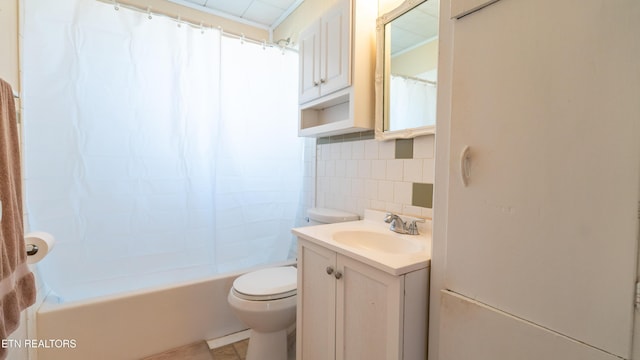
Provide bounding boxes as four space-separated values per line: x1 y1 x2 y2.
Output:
315 133 435 219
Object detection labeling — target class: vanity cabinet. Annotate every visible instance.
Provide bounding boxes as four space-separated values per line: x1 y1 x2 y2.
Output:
297 0 377 137
297 238 428 360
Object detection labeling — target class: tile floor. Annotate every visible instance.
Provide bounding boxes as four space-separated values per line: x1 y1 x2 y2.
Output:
213 334 296 360
210 340 248 360
142 341 213 360
143 333 295 360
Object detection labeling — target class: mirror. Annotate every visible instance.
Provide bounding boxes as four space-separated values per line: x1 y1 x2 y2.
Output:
375 0 439 140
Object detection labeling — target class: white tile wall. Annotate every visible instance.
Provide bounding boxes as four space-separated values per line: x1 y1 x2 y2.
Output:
288 138 316 258
316 135 435 219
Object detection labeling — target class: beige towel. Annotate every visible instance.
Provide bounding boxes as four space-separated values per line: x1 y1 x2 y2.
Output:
0 79 35 359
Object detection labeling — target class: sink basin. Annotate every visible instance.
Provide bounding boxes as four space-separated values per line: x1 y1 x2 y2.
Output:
332 230 424 254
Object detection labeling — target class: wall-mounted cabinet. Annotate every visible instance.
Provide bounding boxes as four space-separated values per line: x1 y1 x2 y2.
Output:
298 0 377 137
298 0 350 104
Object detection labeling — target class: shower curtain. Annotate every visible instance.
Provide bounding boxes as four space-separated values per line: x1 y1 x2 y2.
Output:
22 0 302 301
388 75 437 131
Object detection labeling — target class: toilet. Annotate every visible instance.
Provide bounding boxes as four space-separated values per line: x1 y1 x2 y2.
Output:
227 208 359 360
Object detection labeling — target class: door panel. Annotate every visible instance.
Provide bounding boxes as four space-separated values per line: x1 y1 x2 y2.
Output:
299 20 320 103
445 0 640 357
336 256 402 360
440 291 622 360
320 0 351 96
297 240 337 360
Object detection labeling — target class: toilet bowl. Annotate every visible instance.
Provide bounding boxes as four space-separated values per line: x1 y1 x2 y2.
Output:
227 208 359 360
228 266 297 360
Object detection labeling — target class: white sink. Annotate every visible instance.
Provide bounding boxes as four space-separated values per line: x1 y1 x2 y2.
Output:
332 230 424 254
292 209 431 275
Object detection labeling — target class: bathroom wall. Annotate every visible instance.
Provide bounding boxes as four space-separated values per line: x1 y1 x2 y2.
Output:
274 0 404 45
288 138 317 258
299 139 318 220
273 0 343 44
391 39 439 77
315 132 435 219
0 0 19 91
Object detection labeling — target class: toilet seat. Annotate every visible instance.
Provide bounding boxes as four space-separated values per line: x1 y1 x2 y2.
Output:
232 266 297 301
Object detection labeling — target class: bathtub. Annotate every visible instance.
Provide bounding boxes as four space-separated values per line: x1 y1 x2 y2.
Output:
34 260 294 360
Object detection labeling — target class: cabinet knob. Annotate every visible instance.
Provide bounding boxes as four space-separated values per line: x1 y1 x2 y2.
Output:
326 266 334 275
334 271 343 280
313 81 319 87
320 78 326 84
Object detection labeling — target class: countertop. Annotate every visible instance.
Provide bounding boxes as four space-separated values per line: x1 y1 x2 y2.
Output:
292 209 431 276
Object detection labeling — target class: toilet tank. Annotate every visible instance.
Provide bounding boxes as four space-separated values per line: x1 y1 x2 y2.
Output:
306 208 359 226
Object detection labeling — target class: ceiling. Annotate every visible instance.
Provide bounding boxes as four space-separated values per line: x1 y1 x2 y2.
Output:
168 0 304 30
390 0 439 56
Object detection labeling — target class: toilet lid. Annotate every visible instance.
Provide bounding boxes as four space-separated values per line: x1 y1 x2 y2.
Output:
232 266 297 301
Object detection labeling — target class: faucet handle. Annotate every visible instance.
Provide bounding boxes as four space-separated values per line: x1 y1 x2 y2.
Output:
384 212 398 223
406 217 426 235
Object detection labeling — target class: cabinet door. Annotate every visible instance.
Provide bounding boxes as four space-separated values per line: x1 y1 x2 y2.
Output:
336 255 403 360
299 20 321 104
320 0 351 97
297 240 337 360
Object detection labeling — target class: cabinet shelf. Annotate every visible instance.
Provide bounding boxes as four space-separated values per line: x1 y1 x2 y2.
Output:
298 89 373 137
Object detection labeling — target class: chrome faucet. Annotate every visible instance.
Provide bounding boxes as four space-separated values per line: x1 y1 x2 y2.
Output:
384 213 408 234
384 212 425 235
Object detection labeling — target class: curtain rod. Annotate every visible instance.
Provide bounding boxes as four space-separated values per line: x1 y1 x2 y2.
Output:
393 74 437 86
96 0 296 51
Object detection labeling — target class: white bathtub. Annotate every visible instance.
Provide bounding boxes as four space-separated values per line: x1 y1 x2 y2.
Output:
35 260 294 360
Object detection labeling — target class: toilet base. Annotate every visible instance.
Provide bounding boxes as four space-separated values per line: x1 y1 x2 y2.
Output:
246 329 288 360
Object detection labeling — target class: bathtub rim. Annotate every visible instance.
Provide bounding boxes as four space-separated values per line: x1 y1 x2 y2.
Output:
37 259 297 314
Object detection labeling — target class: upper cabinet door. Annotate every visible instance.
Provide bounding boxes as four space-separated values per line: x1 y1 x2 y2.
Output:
319 0 351 97
299 20 321 104
444 0 640 358
298 0 351 105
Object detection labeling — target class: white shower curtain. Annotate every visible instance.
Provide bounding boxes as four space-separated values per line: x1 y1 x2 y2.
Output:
215 37 302 273
22 0 302 301
388 75 437 131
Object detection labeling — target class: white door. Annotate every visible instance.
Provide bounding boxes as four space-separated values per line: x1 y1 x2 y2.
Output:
443 0 640 358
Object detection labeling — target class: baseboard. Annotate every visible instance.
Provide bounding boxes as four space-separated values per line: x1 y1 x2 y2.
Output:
206 329 251 350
